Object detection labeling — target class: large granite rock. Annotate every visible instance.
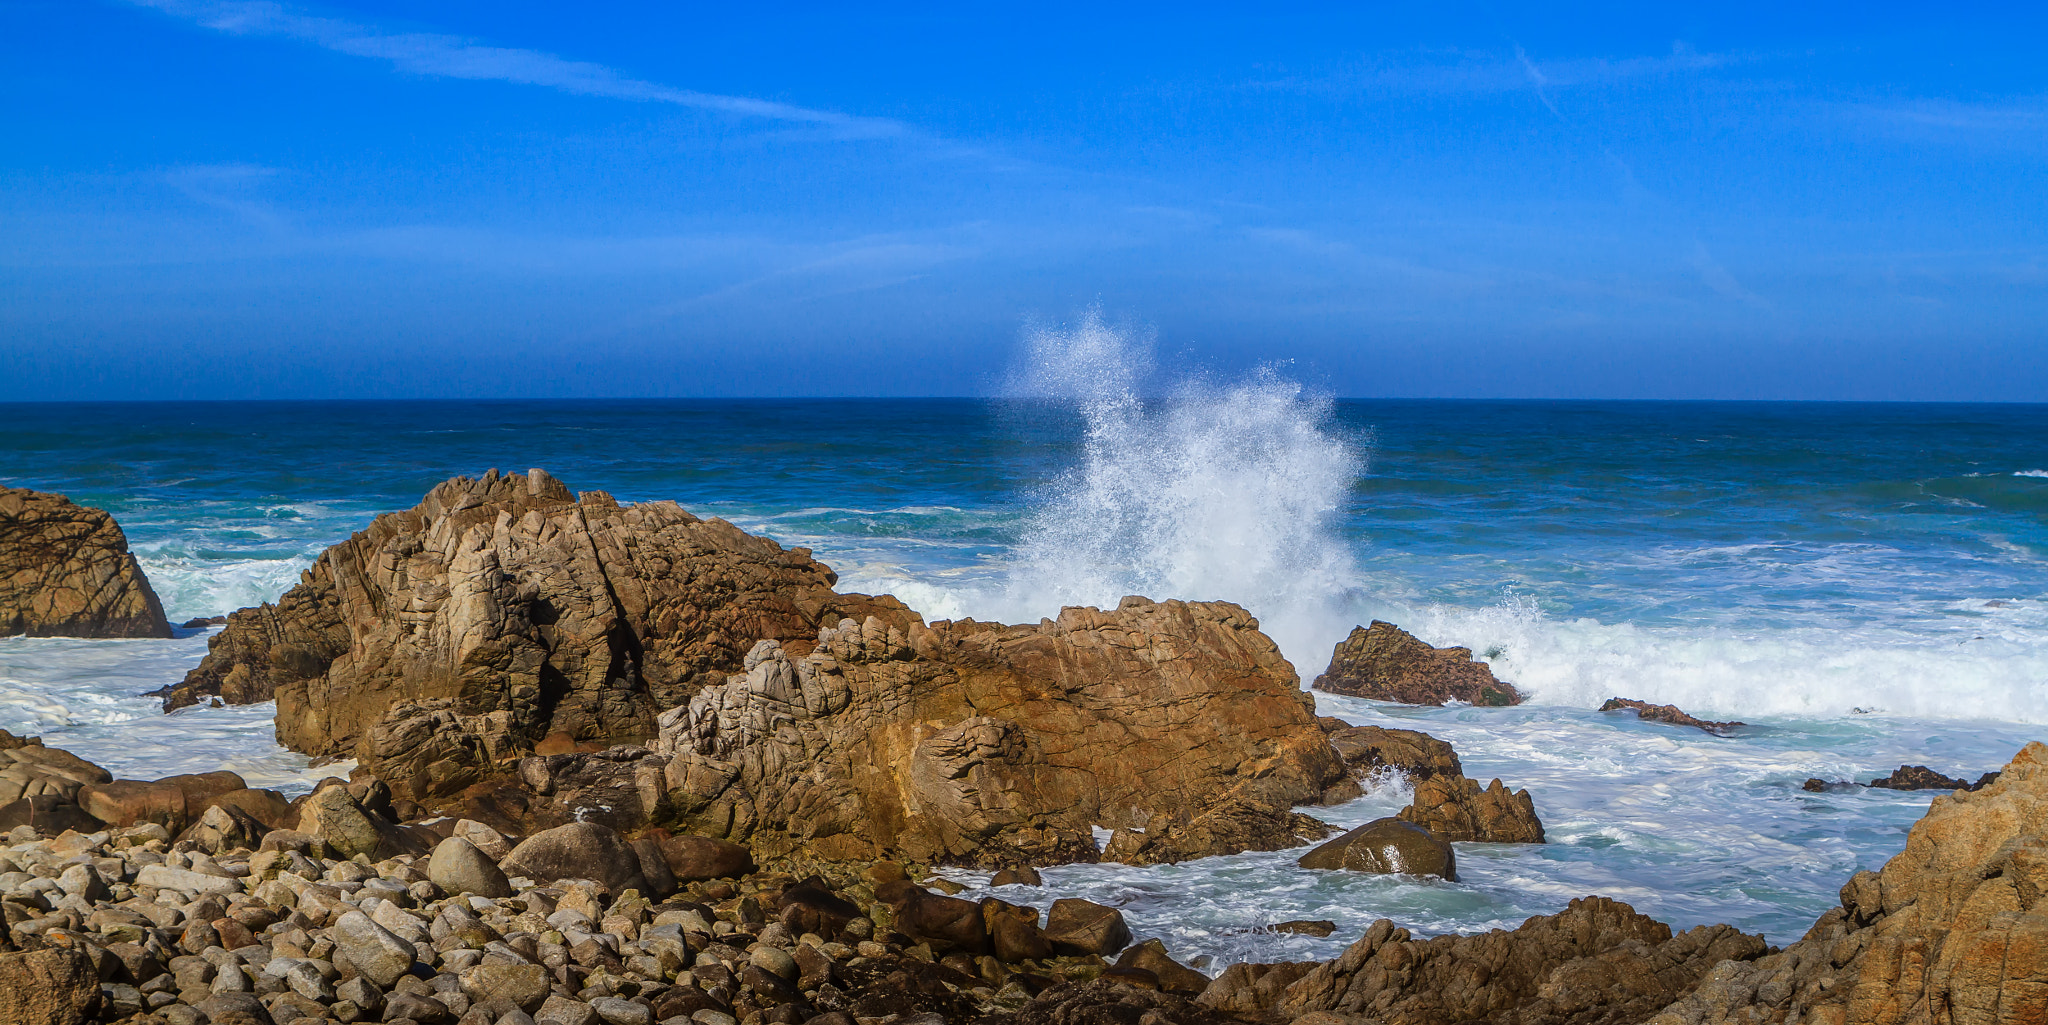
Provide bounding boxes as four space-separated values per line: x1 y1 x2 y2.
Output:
1313 620 1521 706
163 470 909 759
1323 720 1464 781
656 598 1348 866
1400 774 1546 843
1297 817 1457 879
0 488 170 639
1275 896 1768 1023
1647 740 2048 1025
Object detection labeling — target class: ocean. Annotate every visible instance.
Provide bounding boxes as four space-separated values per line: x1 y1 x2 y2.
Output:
2 376 2045 968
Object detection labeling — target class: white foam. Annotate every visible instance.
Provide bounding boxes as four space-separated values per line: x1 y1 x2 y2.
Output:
2017 469 2048 478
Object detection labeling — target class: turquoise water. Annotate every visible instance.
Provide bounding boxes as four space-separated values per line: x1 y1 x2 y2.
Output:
1 385 2044 961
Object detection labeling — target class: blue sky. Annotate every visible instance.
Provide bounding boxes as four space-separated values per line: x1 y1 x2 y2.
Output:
4 2 2045 400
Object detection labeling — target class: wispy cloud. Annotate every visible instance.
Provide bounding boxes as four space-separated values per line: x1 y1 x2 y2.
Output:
127 0 908 139
1837 97 2048 146
1251 44 1747 98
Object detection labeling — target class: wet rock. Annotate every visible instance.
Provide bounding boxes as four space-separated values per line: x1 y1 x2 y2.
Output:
1311 621 1520 706
500 821 646 893
1114 939 1210 995
1323 722 1464 781
1398 774 1545 843
1278 897 1767 1023
1101 800 1333 866
1865 764 1999 791
0 487 171 639
891 887 991 955
181 615 228 628
990 865 1042 887
1649 740 2048 1025
428 836 512 898
0 948 100 1024
1043 898 1133 956
1599 697 1743 735
983 898 1053 962
1297 817 1457 879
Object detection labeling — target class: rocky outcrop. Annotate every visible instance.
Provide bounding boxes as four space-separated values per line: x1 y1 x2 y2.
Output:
1313 621 1521 706
1600 698 1743 736
1323 720 1464 781
163 470 910 760
1297 817 1457 879
1865 764 2000 792
1400 774 1547 843
1647 740 2048 1025
1274 896 1769 1023
0 488 169 639
658 598 1348 867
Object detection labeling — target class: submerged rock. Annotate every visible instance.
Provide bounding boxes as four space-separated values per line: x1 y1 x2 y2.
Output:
1297 817 1457 879
1312 621 1521 706
1322 720 1464 781
1650 741 2048 1025
1399 774 1546 843
0 487 171 639
1600 697 1744 735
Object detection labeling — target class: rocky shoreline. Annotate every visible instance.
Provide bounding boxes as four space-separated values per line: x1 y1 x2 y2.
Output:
2 472 2041 1024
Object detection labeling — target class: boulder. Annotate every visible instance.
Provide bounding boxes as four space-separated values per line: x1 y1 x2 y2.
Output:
329 909 418 987
512 746 672 832
657 597 1347 866
656 833 756 882
983 898 1053 962
76 778 188 833
500 821 646 893
1276 897 1767 1023
295 781 426 860
1103 800 1333 866
778 879 863 936
1312 621 1520 706
1297 817 1457 879
1599 697 1743 735
889 887 991 954
1398 775 1545 843
1044 898 1133 956
1115 939 1211 995
163 470 908 762
1865 764 1999 792
176 802 268 853
0 488 170 639
1324 722 1464 781
0 948 100 1024
1647 740 2048 1025
1196 962 1319 1015
428 835 513 897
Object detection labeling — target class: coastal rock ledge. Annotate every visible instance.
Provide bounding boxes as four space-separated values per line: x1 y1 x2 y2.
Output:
170 470 1349 866
1312 620 1521 706
0 488 170 639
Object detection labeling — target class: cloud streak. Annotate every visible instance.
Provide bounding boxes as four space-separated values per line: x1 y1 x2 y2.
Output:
128 0 908 139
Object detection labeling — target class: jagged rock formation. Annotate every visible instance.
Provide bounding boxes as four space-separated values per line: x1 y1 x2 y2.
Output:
1865 764 2001 792
1272 896 1769 1024
1647 740 2048 1025
1313 621 1521 706
1401 774 1547 843
1600 698 1744 736
1323 720 1465 781
656 598 1349 867
163 470 909 758
0 488 170 639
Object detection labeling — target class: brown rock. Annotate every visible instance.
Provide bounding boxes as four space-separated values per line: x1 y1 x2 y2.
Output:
499 820 647 893
0 488 170 639
1196 962 1318 1014
76 779 188 832
1399 775 1546 843
1312 621 1520 706
1325 723 1464 781
777 879 863 936
1115 939 1211 995
0 947 100 1025
176 802 268 853
1647 740 2048 1025
1103 801 1333 866
983 898 1053 962
891 887 991 955
511 745 672 832
294 780 426 860
1864 764 1998 791
657 597 1347 866
1277 897 1768 1023
1599 697 1743 735
1297 817 1457 879
164 470 907 762
998 978 1243 1025
991 864 1043 887
657 833 756 882
1044 898 1133 956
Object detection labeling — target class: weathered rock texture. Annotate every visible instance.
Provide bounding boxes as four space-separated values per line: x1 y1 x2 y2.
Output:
1275 896 1769 1024
1324 721 1464 782
1297 817 1457 879
1313 621 1521 706
657 598 1348 866
1648 740 2048 1025
163 470 907 759
0 488 170 639
1865 764 2001 792
1401 774 1547 843
1600 698 1743 736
